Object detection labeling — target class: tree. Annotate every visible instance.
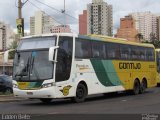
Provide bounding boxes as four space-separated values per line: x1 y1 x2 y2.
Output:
150 32 157 42
7 40 18 59
142 39 160 48
136 33 143 42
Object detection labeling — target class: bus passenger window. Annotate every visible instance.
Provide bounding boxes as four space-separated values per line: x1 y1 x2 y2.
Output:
75 39 91 59
146 49 154 61
131 47 139 60
106 43 119 59
120 45 131 60
92 42 105 59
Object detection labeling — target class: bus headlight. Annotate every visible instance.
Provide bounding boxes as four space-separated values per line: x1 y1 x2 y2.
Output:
42 83 54 88
13 83 18 88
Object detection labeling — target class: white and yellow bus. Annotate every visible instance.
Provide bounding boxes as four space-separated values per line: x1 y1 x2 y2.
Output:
156 49 160 86
11 33 157 103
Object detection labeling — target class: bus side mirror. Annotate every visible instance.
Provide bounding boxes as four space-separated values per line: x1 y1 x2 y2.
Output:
4 51 9 63
49 46 59 62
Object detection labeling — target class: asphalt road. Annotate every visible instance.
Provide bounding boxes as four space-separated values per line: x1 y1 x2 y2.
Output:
0 87 160 114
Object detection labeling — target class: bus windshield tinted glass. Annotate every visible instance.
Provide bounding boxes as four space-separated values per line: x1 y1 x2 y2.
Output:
13 50 53 81
17 36 55 50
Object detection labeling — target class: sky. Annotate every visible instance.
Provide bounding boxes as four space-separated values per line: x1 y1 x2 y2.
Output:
0 0 160 34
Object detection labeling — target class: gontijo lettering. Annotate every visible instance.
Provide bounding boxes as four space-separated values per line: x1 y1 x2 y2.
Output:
119 62 141 69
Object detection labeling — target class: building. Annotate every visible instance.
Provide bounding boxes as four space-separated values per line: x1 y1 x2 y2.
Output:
116 16 139 42
87 0 113 36
51 25 71 33
0 22 14 74
79 10 87 35
0 22 14 51
30 11 58 35
30 17 35 35
0 57 13 75
157 16 160 40
130 12 157 42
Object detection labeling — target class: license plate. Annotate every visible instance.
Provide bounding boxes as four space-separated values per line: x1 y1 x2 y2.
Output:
27 92 33 95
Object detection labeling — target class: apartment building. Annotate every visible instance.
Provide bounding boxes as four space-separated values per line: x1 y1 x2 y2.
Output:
30 11 58 35
87 0 113 36
130 12 157 41
0 22 14 51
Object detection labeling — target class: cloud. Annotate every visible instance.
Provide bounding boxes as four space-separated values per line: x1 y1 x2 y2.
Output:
0 0 160 34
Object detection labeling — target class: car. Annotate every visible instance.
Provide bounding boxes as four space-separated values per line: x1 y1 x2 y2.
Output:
0 75 13 93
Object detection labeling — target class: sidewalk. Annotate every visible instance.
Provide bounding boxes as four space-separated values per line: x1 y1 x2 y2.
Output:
0 95 27 102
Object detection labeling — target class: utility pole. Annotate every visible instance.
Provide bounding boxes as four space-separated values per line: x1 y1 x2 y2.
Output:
0 26 6 74
64 0 66 32
62 0 66 32
18 0 22 19
16 0 24 37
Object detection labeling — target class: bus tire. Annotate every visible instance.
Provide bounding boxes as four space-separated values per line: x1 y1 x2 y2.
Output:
40 98 52 103
140 80 147 94
132 80 140 95
72 83 87 103
157 83 160 87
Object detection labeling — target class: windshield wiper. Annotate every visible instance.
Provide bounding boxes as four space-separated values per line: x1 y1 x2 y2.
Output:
15 72 28 77
30 56 35 74
29 56 40 80
15 56 30 78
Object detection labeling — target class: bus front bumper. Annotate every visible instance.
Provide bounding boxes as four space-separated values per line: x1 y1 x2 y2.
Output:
13 87 56 99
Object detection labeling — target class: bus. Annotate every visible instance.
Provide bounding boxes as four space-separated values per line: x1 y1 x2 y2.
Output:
11 33 157 103
156 49 160 86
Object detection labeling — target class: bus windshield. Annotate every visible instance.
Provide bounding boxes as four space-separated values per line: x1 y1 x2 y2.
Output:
17 36 56 50
13 36 55 81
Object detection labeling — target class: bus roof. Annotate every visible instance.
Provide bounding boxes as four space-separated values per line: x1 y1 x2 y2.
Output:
21 33 154 48
22 33 78 39
78 34 154 48
156 49 160 52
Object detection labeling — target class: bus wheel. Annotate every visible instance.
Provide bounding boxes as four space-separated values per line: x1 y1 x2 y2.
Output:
140 80 147 94
72 83 87 103
40 98 52 103
132 80 140 95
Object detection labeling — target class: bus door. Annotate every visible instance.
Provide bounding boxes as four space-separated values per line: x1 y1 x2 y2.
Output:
55 36 73 97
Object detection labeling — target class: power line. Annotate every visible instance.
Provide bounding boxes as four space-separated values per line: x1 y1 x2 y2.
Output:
28 0 78 34
33 0 90 31
28 0 63 25
22 0 29 6
34 0 78 21
31 0 87 33
15 0 29 8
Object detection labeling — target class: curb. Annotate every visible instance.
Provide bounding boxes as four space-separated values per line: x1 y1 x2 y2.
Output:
0 95 27 102
0 95 13 97
0 98 28 102
0 99 24 102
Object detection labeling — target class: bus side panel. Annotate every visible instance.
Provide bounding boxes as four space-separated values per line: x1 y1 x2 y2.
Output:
55 60 157 98
90 59 125 93
112 60 132 90
148 62 157 87
112 61 157 90
157 72 160 85
74 59 103 95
